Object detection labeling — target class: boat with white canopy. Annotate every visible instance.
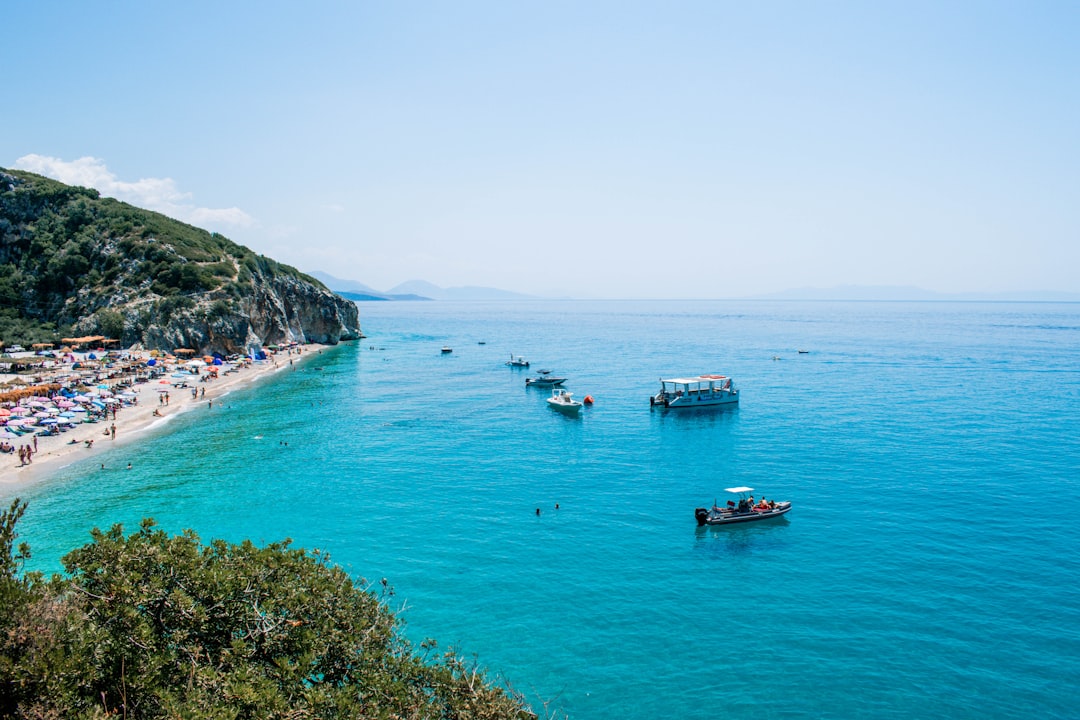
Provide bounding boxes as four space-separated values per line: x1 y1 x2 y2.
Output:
650 374 738 408
695 487 791 526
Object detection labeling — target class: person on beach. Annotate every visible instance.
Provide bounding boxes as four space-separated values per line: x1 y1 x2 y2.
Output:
32 436 37 452
110 423 116 440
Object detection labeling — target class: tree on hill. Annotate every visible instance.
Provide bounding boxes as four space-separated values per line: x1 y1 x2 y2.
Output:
0 499 535 719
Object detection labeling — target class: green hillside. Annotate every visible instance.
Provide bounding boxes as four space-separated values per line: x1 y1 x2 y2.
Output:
0 168 358 352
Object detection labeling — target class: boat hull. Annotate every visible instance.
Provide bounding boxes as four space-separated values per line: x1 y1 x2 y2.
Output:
653 392 738 408
695 502 791 526
547 400 582 414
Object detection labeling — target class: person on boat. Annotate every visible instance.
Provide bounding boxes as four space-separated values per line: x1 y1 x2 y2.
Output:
757 498 770 511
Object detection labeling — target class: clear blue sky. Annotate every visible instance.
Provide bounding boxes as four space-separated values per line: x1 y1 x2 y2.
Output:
4 1 1078 298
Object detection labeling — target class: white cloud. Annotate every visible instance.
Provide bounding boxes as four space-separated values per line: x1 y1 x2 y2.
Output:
13 154 255 230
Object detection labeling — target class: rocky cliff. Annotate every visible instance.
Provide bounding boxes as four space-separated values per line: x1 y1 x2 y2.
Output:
0 168 360 353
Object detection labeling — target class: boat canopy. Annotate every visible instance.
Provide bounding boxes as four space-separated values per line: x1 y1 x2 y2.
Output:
724 486 754 493
661 375 727 385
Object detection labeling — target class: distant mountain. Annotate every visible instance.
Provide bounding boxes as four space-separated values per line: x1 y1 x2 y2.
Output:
308 271 431 301
309 272 533 301
758 285 1080 302
386 279 534 301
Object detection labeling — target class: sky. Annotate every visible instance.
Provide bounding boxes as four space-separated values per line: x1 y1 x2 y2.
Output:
3 1 1079 299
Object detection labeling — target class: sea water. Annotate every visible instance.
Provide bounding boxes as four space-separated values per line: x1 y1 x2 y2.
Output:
5 300 1080 719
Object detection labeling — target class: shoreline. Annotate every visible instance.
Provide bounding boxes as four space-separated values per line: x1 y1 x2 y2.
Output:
0 344 329 489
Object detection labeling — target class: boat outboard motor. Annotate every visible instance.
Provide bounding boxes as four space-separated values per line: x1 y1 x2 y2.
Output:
695 508 709 526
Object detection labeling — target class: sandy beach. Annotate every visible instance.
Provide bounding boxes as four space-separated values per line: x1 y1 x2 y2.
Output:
0 344 327 488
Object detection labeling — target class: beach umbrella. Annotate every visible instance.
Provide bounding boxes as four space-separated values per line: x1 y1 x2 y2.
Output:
9 407 29 416
103 398 120 404
32 411 51 418
0 429 19 439
73 395 90 402
57 400 75 408
5 419 27 426
0 408 10 417
39 417 58 425
59 411 76 418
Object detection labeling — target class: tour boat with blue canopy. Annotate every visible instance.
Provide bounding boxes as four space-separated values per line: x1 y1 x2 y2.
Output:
695 487 791 526
650 374 738 408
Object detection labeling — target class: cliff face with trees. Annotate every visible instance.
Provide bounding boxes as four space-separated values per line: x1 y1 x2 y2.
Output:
0 169 360 354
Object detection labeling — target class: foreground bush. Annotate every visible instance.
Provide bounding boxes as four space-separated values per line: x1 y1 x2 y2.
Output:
0 499 533 719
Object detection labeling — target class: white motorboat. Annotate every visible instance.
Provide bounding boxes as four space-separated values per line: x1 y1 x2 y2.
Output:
695 487 791 526
546 388 583 414
526 370 566 387
650 374 738 408
441 346 453 354
506 354 530 368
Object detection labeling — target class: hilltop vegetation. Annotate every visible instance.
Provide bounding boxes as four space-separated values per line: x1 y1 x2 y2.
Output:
0 169 359 352
0 500 533 719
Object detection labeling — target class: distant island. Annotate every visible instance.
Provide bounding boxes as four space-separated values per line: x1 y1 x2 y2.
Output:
311 272 1077 303
755 285 1080 302
309 271 535 302
0 169 360 353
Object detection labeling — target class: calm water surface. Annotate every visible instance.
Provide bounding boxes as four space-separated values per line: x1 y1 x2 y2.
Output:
6 300 1080 719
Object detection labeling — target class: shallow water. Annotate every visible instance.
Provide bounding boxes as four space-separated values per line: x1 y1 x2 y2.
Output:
6 300 1080 719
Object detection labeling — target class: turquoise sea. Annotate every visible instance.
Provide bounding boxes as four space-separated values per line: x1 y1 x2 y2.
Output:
4 300 1080 719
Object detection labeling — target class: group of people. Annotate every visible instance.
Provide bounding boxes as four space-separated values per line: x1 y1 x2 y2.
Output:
734 495 779 512
0 439 36 462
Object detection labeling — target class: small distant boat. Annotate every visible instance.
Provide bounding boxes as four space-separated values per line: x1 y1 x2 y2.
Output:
546 388 583 414
526 370 566 387
441 347 453 354
695 487 791 526
650 375 738 408
506 354 530 368
798 349 809 354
